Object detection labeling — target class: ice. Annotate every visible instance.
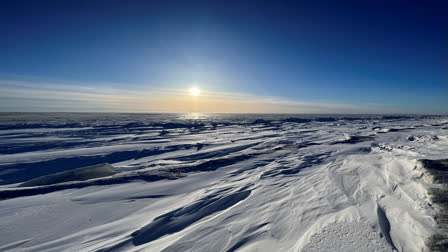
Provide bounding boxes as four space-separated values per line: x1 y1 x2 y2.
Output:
0 113 447 251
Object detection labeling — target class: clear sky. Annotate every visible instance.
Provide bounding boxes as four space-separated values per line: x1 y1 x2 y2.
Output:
0 0 446 114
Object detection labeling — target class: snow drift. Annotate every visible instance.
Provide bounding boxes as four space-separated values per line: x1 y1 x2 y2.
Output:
0 113 447 251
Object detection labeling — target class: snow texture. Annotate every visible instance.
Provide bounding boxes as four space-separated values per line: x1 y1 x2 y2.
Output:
0 113 447 251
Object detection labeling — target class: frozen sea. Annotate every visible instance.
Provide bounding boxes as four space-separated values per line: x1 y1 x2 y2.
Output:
0 113 447 251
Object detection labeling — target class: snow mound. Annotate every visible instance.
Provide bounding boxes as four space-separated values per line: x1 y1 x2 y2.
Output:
19 163 116 187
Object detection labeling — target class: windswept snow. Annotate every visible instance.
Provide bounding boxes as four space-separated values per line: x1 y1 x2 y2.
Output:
0 113 447 251
19 163 116 187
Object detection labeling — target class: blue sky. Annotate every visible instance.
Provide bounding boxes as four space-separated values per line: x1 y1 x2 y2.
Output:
0 0 446 113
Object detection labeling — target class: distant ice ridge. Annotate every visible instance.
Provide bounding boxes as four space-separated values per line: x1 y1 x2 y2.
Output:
0 113 447 251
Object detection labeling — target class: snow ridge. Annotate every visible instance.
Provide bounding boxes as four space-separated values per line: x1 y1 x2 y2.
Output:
0 113 447 251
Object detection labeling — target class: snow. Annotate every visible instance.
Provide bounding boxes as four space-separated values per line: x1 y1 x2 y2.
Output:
0 113 447 251
302 222 393 252
19 163 116 187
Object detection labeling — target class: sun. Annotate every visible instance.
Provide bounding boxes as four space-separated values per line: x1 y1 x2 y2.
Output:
189 87 201 96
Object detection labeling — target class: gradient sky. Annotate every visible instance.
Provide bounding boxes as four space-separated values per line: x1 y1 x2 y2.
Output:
0 0 446 113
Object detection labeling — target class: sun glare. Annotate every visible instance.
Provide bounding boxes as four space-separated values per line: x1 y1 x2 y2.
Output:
189 87 201 96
